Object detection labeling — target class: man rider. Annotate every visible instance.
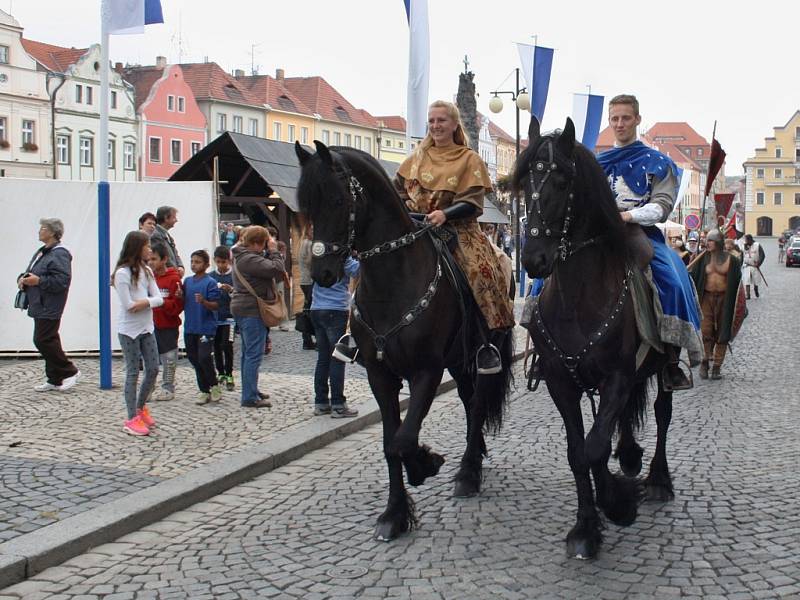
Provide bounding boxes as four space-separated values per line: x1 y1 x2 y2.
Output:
597 94 703 390
687 229 741 380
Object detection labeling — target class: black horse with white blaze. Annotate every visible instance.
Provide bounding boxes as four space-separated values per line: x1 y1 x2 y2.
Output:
295 141 513 541
514 118 676 559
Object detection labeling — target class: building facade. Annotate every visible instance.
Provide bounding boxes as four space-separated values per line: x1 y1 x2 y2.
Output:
374 116 413 163
23 40 138 181
743 110 800 236
0 11 51 179
124 60 207 181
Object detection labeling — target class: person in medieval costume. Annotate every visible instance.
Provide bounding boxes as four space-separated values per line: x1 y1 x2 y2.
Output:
597 94 703 390
740 234 764 299
687 229 742 380
334 100 514 374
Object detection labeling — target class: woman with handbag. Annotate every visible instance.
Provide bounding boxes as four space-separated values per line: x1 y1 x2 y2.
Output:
231 226 286 408
17 218 80 392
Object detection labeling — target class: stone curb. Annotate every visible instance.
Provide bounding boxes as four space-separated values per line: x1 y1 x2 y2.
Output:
0 345 525 588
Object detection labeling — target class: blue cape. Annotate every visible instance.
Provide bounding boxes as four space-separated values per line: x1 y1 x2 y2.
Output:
597 141 681 197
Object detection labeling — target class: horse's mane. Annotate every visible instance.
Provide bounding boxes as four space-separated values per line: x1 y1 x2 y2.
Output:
512 133 627 256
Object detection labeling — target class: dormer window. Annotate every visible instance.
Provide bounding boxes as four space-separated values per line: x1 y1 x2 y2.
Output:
277 95 297 112
334 106 352 123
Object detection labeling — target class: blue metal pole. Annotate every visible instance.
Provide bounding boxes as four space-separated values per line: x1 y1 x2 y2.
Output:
98 181 112 389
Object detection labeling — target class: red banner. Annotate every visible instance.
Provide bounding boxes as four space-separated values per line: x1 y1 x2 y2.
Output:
704 138 726 197
714 193 735 218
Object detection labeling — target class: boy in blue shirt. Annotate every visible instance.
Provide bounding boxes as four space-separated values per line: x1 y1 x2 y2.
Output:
183 250 222 405
209 246 235 391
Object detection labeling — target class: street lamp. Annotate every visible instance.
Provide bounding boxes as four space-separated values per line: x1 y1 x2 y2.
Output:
489 67 529 291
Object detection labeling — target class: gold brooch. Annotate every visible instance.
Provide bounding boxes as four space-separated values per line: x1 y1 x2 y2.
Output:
421 172 434 183
447 176 459 186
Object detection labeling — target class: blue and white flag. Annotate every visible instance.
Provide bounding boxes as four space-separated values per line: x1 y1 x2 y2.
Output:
516 43 554 123
107 0 164 35
404 0 430 140
571 93 604 151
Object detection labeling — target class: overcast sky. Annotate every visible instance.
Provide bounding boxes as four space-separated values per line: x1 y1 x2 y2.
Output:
11 0 800 173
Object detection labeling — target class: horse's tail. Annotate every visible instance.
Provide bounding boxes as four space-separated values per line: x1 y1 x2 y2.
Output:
618 376 649 436
478 329 515 434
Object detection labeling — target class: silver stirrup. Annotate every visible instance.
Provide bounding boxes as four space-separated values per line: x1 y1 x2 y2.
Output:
476 343 502 375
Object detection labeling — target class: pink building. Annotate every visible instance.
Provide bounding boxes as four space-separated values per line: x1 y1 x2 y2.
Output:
124 59 206 181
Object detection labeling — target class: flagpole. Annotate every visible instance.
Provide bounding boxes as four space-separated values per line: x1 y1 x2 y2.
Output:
699 120 717 232
98 0 112 389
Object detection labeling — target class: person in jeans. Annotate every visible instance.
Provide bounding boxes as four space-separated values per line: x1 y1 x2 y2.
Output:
210 245 235 391
112 231 164 436
18 218 81 392
230 226 285 408
310 255 360 418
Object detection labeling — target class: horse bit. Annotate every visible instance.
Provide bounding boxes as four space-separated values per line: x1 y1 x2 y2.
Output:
310 164 441 362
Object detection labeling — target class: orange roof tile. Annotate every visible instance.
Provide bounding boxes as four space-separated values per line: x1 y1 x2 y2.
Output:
237 75 313 115
488 120 515 144
283 76 377 128
123 66 165 110
646 122 709 147
21 38 89 72
375 115 407 132
656 141 702 170
179 62 261 106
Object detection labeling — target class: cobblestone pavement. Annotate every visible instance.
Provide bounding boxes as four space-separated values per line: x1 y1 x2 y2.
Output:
2 251 798 598
1 303 528 544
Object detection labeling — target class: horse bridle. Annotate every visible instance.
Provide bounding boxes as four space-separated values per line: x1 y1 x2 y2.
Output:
525 139 604 261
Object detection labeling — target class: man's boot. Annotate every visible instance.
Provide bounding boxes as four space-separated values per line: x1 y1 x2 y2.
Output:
711 365 722 380
754 285 760 298
332 333 359 363
699 360 709 380
663 344 692 391
745 285 751 299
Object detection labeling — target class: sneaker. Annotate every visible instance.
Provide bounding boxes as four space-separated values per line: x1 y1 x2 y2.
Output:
123 415 150 436
331 404 358 418
313 404 331 416
138 406 155 428
476 344 502 375
225 375 235 391
209 385 222 403
58 370 81 391
34 382 58 392
154 389 175 401
332 334 358 363
243 398 272 408
195 391 211 405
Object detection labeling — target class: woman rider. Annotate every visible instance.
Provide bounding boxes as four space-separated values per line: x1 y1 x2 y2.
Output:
334 100 515 373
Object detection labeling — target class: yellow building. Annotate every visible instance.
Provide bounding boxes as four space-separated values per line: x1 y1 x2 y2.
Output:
237 70 317 146
374 116 421 163
743 110 800 236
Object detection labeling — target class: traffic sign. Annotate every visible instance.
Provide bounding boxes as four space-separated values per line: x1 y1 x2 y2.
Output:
684 214 700 230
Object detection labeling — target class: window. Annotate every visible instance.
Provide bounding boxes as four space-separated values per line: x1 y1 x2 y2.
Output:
249 119 258 136
796 148 800 162
0 45 8 64
301 127 309 144
107 140 115 168
171 140 182 164
178 97 185 112
123 142 135 170
344 133 351 146
191 141 201 156
111 91 117 109
333 131 341 145
75 84 83 104
217 113 227 132
288 124 296 143
322 130 330 145
354 135 361 150
775 168 783 179
776 147 782 158
79 137 93 166
85 86 93 105
697 148 703 156
756 168 764 178
56 135 70 164
273 122 282 140
233 116 243 133
398 141 405 149
774 192 782 206
0 117 6 142
795 193 800 206
384 138 391 147
149 137 161 163
167 95 175 111
364 138 371 155
21 120 34 145
756 192 764 205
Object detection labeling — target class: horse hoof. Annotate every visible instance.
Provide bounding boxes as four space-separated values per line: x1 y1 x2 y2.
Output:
374 520 402 542
453 479 480 498
566 537 598 560
620 457 643 478
645 484 674 503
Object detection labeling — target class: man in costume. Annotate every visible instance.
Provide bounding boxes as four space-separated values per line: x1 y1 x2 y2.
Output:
740 234 764 299
597 94 703 390
687 229 741 380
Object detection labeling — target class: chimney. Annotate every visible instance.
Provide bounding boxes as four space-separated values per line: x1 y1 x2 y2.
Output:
114 62 124 74
233 69 245 78
275 68 285 81
156 56 167 68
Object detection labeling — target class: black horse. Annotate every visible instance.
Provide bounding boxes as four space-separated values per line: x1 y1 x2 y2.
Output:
295 141 513 541
514 118 675 559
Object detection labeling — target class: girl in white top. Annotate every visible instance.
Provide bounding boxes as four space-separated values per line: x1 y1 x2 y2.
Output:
112 231 164 436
